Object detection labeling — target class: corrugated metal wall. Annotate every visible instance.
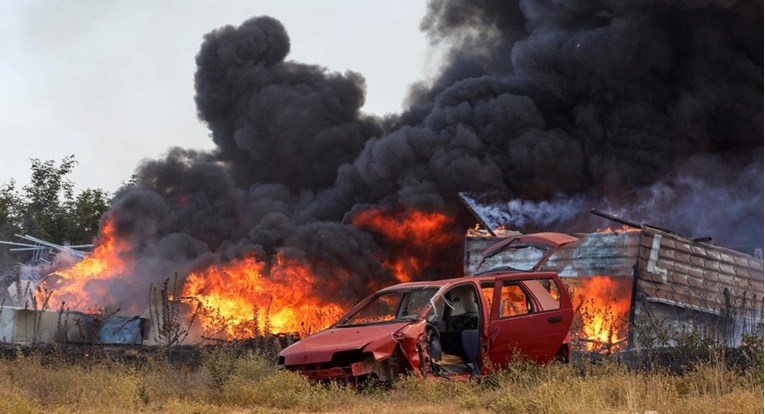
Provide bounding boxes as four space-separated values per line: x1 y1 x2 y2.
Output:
633 227 764 346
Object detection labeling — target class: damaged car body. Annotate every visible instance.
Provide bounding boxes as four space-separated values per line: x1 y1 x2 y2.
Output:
279 273 572 382
278 236 574 382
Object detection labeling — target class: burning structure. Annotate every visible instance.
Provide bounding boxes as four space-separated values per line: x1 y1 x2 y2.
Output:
465 218 764 352
0 2 762 350
0 233 149 345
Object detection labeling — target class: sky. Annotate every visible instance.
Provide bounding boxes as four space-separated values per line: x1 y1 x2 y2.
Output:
0 0 437 194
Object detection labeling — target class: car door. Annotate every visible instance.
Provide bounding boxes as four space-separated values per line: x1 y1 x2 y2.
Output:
487 272 573 365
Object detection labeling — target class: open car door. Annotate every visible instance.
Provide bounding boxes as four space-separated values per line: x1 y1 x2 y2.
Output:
486 272 573 365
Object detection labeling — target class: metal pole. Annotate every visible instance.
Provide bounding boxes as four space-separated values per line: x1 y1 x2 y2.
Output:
589 209 642 229
457 193 497 237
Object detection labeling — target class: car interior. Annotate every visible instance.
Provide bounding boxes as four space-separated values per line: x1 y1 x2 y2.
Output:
427 284 482 376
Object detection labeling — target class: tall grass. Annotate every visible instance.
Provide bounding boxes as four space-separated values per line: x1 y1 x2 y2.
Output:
0 344 761 414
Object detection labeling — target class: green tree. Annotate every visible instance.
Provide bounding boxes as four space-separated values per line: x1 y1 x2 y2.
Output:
0 155 111 247
0 180 22 237
65 188 111 245
0 180 23 269
21 156 77 243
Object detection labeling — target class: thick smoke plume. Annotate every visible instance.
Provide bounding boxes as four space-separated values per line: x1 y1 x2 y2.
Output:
86 2 760 311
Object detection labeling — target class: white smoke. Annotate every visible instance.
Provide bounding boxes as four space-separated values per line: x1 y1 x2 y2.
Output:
462 158 763 255
462 193 593 230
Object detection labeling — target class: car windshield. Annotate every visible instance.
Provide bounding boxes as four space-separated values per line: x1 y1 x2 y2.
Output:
477 243 550 273
338 287 439 326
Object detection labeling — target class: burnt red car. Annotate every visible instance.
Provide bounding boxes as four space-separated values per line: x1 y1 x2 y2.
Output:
278 267 574 382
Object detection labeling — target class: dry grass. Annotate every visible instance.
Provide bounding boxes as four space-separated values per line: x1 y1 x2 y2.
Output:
0 347 761 414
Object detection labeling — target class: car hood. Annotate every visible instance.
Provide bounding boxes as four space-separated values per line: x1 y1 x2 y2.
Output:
279 322 411 365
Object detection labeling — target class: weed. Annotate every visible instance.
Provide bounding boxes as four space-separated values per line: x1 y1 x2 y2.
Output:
0 343 760 413
148 273 198 350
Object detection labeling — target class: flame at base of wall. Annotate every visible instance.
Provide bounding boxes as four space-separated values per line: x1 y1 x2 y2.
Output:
569 276 633 353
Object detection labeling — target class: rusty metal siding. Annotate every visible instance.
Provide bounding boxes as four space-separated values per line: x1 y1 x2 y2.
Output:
540 231 641 277
634 228 764 345
636 228 764 316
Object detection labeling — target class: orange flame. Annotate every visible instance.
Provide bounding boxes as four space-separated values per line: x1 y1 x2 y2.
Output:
351 208 457 282
42 208 460 341
183 208 459 338
45 218 131 310
570 276 632 352
351 209 455 245
382 257 420 283
182 253 345 339
595 225 640 233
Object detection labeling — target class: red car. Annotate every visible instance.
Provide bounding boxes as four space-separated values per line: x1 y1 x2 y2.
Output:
278 233 576 382
278 238 575 382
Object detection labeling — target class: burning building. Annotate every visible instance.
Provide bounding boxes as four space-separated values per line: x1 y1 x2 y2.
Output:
465 219 764 352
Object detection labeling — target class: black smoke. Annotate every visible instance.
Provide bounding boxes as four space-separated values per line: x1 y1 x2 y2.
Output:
194 16 380 193
98 2 761 310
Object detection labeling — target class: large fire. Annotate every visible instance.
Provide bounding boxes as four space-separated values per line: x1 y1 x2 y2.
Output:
44 218 132 311
182 254 346 338
570 275 632 352
42 209 633 350
42 208 455 341
181 207 456 339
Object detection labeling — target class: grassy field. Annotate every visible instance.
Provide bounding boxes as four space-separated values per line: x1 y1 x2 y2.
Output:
0 345 761 414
